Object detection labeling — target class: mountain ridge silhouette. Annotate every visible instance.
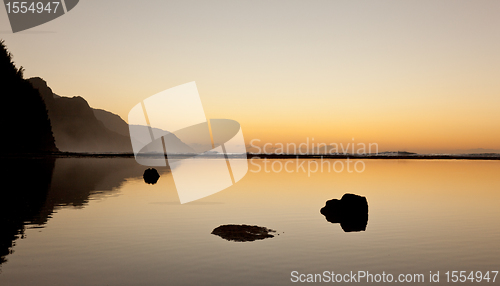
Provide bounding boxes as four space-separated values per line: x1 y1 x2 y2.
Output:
0 40 57 153
29 77 194 153
29 77 132 153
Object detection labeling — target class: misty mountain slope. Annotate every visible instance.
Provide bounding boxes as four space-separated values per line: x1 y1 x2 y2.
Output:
94 108 195 153
29 77 132 153
93 108 130 137
128 125 196 154
29 77 194 153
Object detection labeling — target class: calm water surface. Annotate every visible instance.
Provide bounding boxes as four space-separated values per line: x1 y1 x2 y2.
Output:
0 158 499 285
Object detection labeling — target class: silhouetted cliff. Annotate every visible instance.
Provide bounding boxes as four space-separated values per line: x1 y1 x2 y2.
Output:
29 78 193 153
29 77 133 153
0 40 57 153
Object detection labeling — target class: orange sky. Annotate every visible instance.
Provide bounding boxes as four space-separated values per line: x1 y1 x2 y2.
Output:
1 0 499 153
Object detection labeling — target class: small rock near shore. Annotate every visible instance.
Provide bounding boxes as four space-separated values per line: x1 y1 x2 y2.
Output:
143 168 160 185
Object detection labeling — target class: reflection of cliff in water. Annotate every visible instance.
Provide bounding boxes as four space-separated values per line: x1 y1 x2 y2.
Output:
0 158 55 266
47 158 158 207
0 157 165 268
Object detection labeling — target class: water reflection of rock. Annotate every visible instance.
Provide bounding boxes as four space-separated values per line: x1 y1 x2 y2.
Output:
211 225 276 242
143 168 160 185
320 193 369 232
0 157 169 268
48 158 166 207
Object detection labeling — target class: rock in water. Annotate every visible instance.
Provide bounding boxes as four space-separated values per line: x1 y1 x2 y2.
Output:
143 168 160 185
320 193 369 232
211 224 276 242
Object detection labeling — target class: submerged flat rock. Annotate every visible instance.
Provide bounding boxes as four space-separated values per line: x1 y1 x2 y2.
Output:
211 224 276 242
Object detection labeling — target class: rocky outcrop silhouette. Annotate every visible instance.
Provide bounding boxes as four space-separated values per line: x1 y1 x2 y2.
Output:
320 193 369 232
211 225 276 242
143 168 160 184
0 40 57 153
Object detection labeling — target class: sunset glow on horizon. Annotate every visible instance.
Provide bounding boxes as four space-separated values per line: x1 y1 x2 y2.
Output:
1 0 499 153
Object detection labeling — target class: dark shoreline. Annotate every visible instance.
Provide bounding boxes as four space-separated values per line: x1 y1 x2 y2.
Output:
1 152 500 160
247 153 500 160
